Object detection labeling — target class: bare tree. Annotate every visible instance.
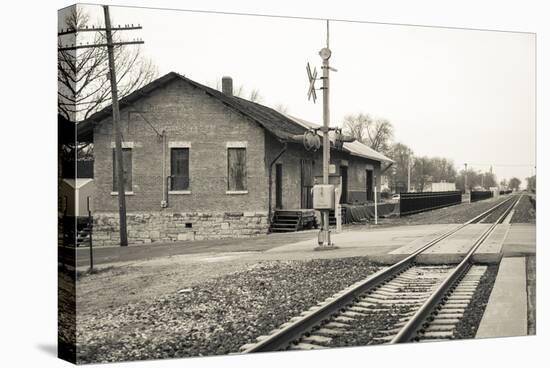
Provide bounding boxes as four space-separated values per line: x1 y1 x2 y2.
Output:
456 169 496 191
509 177 521 191
367 118 394 154
58 6 158 122
429 157 457 183
342 113 371 144
248 88 263 103
342 113 394 154
386 142 414 192
480 172 497 188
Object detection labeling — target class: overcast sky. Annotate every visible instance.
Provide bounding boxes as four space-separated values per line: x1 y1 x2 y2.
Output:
66 5 536 185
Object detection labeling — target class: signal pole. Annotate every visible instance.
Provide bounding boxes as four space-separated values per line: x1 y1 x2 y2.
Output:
305 20 349 249
319 20 334 248
58 5 144 246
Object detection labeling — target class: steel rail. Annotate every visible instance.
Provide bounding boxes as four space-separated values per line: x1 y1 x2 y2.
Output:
242 196 516 353
470 196 513 224
390 195 520 343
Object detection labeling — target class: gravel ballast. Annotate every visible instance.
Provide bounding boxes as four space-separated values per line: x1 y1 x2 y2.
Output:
527 256 536 335
367 196 511 227
511 194 536 223
453 265 499 339
480 198 515 223
76 257 380 363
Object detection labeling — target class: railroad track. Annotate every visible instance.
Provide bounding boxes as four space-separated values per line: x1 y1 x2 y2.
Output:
239 195 519 352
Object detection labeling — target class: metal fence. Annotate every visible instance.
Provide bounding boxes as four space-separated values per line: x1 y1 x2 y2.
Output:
470 190 493 202
399 191 462 216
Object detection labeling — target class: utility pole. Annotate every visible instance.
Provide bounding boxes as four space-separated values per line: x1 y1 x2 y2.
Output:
104 5 128 246
58 5 144 246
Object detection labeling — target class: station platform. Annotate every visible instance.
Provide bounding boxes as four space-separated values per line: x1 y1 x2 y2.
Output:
502 224 536 256
476 257 528 338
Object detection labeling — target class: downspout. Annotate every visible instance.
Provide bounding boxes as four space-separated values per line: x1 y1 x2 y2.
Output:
161 130 168 208
268 142 288 223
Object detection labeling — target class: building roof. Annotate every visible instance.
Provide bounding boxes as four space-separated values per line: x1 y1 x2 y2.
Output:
79 72 393 163
79 72 306 141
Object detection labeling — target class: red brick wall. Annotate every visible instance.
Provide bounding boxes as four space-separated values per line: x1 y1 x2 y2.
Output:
93 78 268 214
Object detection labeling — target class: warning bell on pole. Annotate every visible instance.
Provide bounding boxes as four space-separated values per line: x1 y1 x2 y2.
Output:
291 129 321 152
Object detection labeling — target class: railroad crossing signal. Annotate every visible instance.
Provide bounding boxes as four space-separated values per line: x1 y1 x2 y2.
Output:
291 129 321 152
306 62 318 103
333 128 355 150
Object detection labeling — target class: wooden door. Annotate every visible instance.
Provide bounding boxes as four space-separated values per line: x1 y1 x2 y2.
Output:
300 159 314 209
366 169 374 201
275 164 283 209
340 166 348 204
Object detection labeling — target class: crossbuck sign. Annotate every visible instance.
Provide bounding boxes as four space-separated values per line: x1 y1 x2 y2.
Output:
306 62 318 103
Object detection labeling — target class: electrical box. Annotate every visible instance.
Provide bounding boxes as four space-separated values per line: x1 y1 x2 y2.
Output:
313 184 335 209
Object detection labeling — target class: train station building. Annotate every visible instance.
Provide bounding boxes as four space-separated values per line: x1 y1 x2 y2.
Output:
77 72 393 245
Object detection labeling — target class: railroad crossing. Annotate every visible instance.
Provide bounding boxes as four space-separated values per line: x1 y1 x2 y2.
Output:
71 193 535 360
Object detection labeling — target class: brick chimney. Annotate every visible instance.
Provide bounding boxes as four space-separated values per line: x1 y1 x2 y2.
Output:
222 76 233 96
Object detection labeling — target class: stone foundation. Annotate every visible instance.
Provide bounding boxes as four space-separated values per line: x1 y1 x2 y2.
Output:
92 211 269 246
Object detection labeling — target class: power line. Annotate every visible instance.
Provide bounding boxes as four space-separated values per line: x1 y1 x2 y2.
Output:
467 163 535 167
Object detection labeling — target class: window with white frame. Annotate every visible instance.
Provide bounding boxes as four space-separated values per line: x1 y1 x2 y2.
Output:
170 147 190 191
